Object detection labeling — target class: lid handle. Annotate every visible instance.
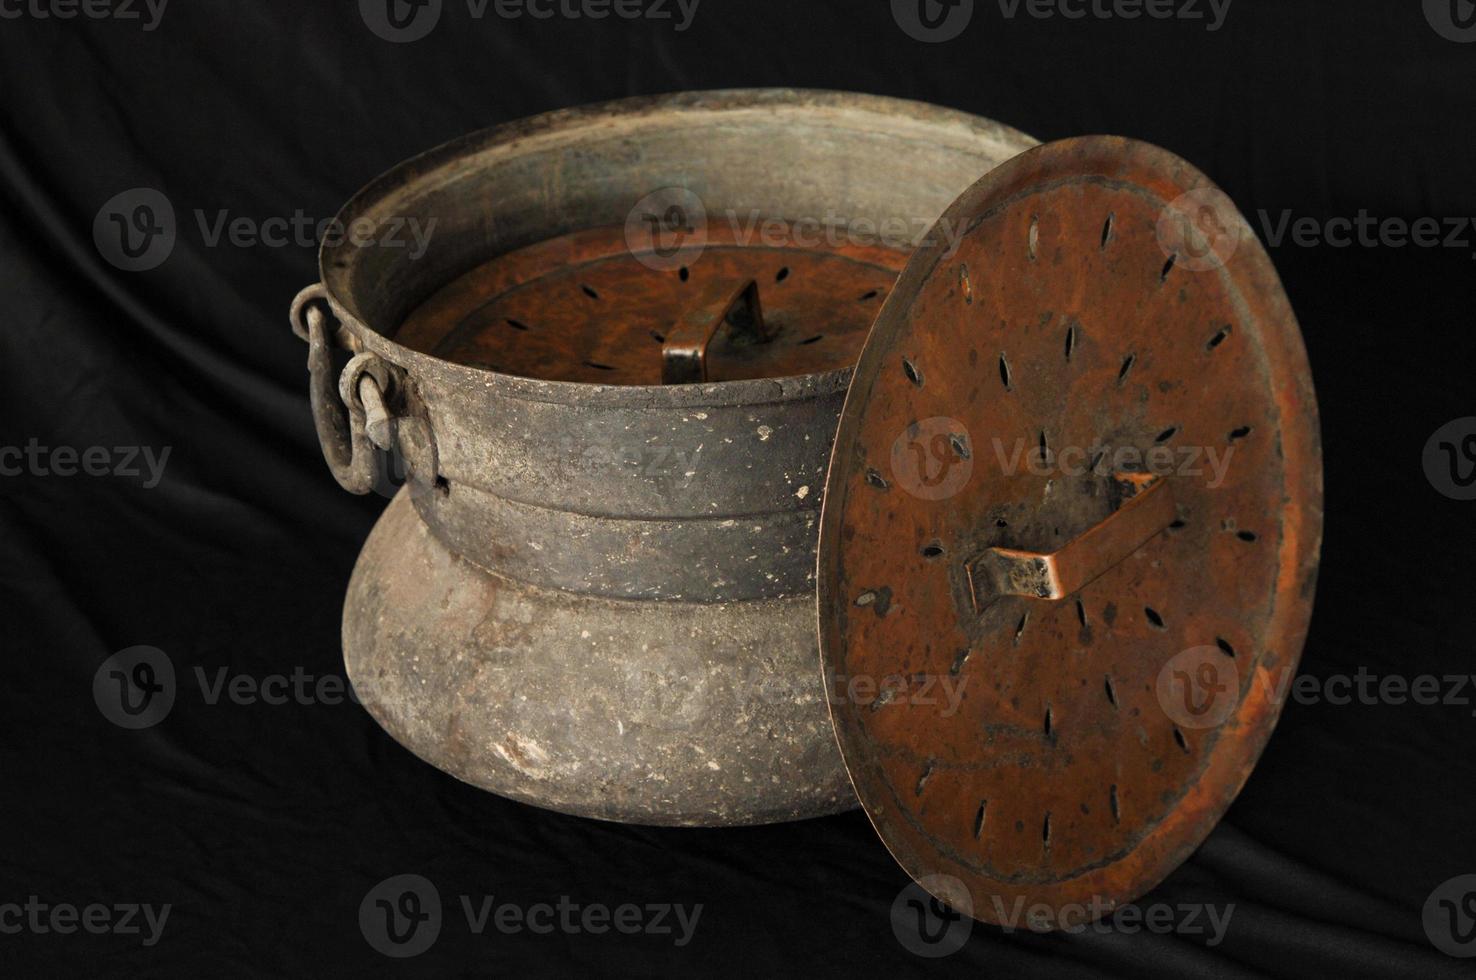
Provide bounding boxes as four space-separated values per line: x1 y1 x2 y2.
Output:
965 472 1176 613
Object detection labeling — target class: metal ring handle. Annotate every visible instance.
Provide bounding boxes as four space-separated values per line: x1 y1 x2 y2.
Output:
289 283 390 495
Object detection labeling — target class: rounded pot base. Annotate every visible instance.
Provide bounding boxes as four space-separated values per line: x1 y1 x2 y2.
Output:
344 490 857 827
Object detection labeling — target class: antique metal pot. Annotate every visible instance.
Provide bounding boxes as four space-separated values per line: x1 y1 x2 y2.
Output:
291 89 1322 925
290 90 1038 826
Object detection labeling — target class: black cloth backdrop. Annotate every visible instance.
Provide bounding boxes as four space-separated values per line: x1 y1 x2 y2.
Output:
2 1 1474 976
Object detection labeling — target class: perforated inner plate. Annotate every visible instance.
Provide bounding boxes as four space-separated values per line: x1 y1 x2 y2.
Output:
394 226 906 384
817 137 1322 925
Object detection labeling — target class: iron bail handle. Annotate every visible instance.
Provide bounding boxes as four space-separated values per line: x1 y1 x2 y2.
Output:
290 283 401 495
966 471 1176 613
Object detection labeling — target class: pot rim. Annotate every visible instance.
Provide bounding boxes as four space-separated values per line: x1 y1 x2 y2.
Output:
318 87 1036 409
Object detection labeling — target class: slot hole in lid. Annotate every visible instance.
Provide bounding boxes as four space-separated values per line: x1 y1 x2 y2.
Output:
1118 353 1136 384
903 358 923 387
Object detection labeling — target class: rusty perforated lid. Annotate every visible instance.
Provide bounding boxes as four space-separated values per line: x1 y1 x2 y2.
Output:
817 136 1322 927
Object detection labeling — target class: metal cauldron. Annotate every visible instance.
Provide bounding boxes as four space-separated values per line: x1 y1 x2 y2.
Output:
290 90 1038 826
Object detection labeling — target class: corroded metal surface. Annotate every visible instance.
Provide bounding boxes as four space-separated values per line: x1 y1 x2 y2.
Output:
346 491 854 827
817 137 1322 920
297 89 1039 824
393 227 898 385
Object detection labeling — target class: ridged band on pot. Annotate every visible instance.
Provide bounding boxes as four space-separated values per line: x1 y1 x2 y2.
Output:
291 89 1038 825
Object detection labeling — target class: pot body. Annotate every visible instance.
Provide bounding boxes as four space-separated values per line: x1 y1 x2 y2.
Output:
300 89 1037 825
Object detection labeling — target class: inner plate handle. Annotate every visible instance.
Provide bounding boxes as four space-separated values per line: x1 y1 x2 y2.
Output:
661 279 768 384
966 472 1176 613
